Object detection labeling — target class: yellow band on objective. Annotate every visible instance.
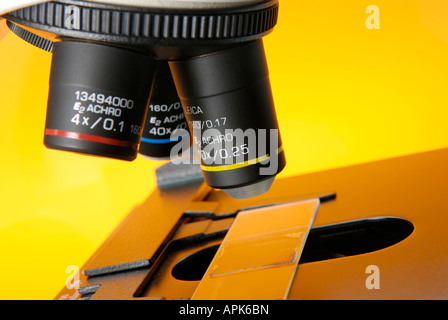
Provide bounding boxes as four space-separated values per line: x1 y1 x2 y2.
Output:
200 145 284 172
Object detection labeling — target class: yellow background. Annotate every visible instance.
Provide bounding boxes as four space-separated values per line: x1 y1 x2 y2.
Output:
1 1 448 299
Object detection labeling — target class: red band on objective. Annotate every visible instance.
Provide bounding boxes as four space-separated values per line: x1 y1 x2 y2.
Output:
45 129 137 149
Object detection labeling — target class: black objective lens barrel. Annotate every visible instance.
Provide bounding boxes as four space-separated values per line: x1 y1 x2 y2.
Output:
44 41 156 161
138 62 189 160
170 39 286 198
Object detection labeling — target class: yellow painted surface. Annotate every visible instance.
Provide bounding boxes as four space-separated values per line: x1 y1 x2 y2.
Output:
1 1 448 299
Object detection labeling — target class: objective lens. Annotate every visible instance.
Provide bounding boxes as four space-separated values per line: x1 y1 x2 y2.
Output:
5 0 283 198
138 62 189 160
44 41 156 161
170 39 286 199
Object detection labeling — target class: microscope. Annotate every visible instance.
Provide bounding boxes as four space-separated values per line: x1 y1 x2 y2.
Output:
2 0 285 200
2 0 448 301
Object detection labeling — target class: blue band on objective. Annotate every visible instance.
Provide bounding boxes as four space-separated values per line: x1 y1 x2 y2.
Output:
140 135 184 144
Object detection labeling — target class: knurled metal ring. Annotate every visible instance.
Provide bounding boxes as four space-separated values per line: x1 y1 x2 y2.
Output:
3 0 279 44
